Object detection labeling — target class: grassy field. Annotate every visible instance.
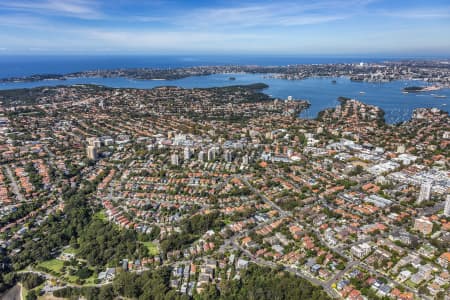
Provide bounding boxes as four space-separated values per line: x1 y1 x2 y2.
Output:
38 295 66 300
84 273 98 285
21 284 28 300
23 282 45 300
405 279 418 288
93 210 108 222
37 258 98 286
65 271 97 285
62 246 78 254
223 217 233 225
143 241 160 256
38 259 64 274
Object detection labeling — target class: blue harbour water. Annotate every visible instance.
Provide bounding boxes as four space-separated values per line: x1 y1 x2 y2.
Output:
0 55 402 78
0 55 449 123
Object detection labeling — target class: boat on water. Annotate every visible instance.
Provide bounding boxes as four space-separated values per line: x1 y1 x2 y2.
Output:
433 95 447 99
359 91 365 94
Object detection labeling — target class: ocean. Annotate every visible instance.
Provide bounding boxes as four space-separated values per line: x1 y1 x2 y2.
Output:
0 55 448 123
0 55 411 78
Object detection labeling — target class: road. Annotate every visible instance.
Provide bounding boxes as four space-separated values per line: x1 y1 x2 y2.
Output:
0 284 22 300
357 262 431 300
42 145 55 158
228 174 430 300
106 185 212 208
229 232 341 299
324 261 358 289
222 175 343 298
237 175 292 218
4 165 25 202
218 215 284 254
17 269 106 289
418 201 445 216
236 175 344 297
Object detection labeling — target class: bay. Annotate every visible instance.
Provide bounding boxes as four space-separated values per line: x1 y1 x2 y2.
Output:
0 54 449 124
0 73 449 124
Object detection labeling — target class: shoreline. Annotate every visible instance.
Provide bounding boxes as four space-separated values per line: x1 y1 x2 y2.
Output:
0 74 448 125
2 73 450 89
1 60 450 85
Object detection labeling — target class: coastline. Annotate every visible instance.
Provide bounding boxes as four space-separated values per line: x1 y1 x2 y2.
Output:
0 71 448 125
1 60 450 85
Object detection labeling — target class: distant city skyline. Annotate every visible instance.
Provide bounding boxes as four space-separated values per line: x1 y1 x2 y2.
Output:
0 0 450 55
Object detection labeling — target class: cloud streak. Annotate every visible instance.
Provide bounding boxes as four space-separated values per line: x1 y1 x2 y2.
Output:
380 7 450 19
0 0 103 19
175 1 369 29
0 14 50 28
0 0 449 54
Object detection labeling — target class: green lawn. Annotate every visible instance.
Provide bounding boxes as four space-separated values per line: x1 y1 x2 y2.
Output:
223 217 233 225
84 273 98 285
405 279 418 288
37 259 64 274
65 274 78 284
93 210 108 222
143 241 160 256
21 284 28 300
62 246 78 254
59 266 96 285
65 268 97 285
22 282 47 299
36 259 99 287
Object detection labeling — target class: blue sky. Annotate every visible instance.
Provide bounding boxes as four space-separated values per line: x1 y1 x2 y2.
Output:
0 0 449 55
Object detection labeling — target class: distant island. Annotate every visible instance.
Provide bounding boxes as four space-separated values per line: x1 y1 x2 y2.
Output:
402 85 442 92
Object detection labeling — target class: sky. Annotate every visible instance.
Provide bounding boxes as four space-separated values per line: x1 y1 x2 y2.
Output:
0 0 449 56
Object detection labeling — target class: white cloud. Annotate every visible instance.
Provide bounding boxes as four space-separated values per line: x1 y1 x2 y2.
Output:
85 29 263 49
380 8 450 19
0 0 103 19
0 0 449 54
0 0 374 28
1 25 449 55
174 0 374 29
0 14 48 28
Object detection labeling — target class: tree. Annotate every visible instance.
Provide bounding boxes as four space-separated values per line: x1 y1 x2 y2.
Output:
26 289 38 300
196 264 331 300
76 267 93 279
316 255 326 265
98 285 115 300
20 273 44 290
113 272 141 298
